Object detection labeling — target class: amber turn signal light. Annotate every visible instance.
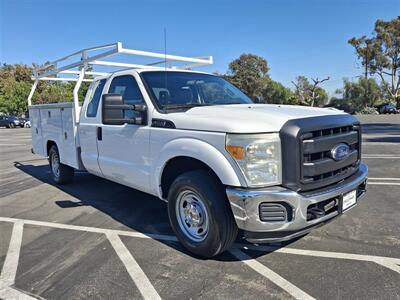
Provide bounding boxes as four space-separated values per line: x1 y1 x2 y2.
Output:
226 145 245 160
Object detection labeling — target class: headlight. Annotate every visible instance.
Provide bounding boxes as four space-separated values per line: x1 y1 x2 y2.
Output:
226 133 281 187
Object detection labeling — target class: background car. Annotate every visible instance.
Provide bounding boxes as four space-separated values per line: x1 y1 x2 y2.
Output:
377 104 399 114
19 117 30 127
18 117 26 127
24 118 31 128
0 115 22 128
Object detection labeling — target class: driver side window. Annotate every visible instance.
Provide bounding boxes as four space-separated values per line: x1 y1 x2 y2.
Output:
108 75 145 119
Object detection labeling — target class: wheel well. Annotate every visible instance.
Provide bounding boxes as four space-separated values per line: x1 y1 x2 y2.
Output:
161 156 220 199
46 140 57 156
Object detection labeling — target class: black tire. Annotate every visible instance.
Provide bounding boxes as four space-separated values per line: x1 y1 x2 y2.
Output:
167 170 238 258
48 145 74 184
9 122 15 128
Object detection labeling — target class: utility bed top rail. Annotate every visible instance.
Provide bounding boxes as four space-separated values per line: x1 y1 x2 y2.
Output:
28 42 213 120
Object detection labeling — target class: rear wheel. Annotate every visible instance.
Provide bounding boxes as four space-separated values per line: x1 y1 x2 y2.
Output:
167 170 238 258
9 122 15 128
49 145 74 184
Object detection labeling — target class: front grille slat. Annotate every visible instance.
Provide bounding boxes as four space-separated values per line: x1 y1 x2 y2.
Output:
303 151 358 177
303 131 358 154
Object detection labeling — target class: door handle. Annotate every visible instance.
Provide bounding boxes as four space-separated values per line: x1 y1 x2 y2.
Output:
97 127 102 141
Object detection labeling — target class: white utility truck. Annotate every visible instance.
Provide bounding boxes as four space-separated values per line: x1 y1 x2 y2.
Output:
28 42 368 257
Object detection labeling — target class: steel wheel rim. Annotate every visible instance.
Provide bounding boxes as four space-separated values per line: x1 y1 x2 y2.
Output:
175 190 209 242
51 151 60 178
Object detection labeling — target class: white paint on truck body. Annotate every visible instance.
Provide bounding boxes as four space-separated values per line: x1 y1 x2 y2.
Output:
29 69 348 199
29 103 81 169
162 103 347 133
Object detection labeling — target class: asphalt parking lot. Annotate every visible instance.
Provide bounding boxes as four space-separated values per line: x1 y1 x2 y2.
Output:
0 115 399 300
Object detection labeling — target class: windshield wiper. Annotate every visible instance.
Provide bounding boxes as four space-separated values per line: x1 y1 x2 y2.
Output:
219 102 243 105
162 103 211 110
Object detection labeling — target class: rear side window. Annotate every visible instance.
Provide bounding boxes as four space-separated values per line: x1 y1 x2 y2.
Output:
108 75 145 119
86 79 106 118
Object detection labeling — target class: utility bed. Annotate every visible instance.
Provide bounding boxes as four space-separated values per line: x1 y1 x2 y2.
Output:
29 102 81 169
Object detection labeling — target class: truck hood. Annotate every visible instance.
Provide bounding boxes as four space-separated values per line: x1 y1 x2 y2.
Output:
164 104 347 133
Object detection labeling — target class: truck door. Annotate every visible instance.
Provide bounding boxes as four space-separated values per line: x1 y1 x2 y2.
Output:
79 79 106 176
97 74 151 193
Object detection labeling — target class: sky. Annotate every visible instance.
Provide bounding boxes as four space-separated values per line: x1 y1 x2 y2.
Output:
0 0 399 95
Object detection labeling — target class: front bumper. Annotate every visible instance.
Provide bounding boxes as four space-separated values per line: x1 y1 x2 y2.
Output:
226 163 368 243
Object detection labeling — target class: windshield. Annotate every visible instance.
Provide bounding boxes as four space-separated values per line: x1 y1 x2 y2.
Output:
141 71 253 110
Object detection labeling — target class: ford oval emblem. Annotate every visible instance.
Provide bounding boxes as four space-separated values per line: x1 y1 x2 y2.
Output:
331 143 350 161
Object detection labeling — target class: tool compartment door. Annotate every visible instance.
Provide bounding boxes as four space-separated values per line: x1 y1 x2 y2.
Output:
29 107 45 156
60 107 79 168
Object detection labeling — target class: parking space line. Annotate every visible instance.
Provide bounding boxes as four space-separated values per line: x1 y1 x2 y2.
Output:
0 215 399 300
1 216 399 267
368 182 400 185
0 216 178 242
0 221 36 299
363 142 399 145
107 232 161 300
363 154 400 156
363 156 400 159
0 286 37 300
230 249 315 300
0 221 24 289
235 244 400 274
368 178 400 181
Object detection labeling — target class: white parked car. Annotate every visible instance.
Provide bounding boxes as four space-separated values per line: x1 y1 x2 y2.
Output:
27 43 368 257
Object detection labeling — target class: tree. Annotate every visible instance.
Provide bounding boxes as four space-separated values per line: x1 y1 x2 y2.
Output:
261 79 295 104
291 76 329 107
309 77 330 106
33 82 74 104
348 36 378 79
341 77 382 110
0 79 32 116
349 17 400 106
225 54 269 99
0 64 91 115
0 64 33 115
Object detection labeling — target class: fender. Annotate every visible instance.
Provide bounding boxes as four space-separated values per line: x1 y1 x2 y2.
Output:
152 138 245 198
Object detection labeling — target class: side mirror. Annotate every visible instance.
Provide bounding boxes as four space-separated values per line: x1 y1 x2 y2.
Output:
102 94 147 125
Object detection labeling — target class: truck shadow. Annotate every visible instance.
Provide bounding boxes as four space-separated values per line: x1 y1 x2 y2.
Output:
14 161 296 261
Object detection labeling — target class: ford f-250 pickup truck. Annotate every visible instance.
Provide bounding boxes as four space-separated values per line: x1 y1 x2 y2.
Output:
27 43 368 258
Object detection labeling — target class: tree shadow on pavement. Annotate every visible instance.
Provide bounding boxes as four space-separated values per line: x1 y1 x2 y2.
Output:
361 122 400 133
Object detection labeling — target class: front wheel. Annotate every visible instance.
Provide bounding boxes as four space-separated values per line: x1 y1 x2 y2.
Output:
48 145 74 184
168 170 238 258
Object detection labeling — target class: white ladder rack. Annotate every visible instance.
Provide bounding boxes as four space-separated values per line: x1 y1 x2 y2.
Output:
28 42 213 121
